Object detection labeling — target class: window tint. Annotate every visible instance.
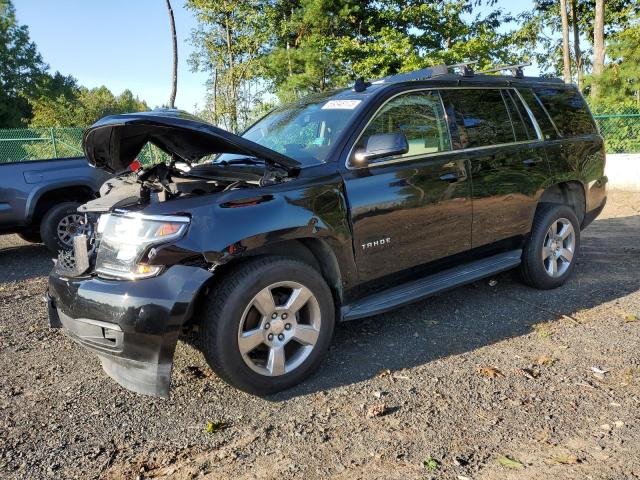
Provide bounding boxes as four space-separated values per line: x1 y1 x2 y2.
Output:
354 91 450 161
532 86 596 137
503 90 536 141
517 88 558 139
441 89 515 148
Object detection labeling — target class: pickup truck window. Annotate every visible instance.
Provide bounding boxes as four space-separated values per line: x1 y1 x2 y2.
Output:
354 90 450 161
441 89 515 149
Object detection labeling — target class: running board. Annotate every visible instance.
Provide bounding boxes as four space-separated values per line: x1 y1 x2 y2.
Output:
341 250 522 321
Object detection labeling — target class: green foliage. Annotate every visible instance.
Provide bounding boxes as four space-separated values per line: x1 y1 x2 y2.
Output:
422 457 440 470
513 0 639 80
187 0 271 132
587 20 640 106
0 0 48 127
189 0 527 129
28 85 149 128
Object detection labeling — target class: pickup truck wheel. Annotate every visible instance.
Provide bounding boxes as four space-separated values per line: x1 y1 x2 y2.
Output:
201 257 335 396
17 231 42 244
520 203 580 289
40 202 88 253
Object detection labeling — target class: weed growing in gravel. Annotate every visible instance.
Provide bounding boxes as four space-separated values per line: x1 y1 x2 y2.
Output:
422 458 440 470
205 420 228 433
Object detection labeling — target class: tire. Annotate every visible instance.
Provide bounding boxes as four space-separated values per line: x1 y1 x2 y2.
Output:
520 203 581 289
201 256 335 395
39 202 87 254
17 231 42 244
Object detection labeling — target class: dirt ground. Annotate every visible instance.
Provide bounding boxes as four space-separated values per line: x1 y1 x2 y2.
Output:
0 192 639 480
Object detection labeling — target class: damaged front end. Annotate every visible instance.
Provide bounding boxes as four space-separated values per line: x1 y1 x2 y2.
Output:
47 109 300 397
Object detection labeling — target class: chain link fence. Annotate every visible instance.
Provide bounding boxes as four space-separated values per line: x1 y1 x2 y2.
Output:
0 128 168 165
592 108 640 154
1 113 639 164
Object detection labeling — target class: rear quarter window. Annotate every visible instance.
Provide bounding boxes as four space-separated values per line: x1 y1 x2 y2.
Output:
532 86 597 137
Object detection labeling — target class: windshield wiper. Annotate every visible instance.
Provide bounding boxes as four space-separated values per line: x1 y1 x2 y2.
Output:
217 157 264 167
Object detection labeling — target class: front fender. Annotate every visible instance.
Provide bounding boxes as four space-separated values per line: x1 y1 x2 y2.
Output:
143 173 358 286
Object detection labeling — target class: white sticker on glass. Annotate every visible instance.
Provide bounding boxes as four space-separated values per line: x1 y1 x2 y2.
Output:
321 100 362 110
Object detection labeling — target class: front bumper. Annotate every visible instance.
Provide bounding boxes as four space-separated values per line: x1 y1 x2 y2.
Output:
48 265 212 397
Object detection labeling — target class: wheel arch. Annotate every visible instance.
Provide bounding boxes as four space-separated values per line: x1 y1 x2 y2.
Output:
212 237 345 308
537 181 586 225
26 183 96 225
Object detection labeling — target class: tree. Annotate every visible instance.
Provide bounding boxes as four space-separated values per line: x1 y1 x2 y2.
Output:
570 0 584 90
514 0 638 85
28 85 149 127
166 0 178 109
189 0 527 129
591 0 605 97
188 0 270 132
587 20 640 107
560 0 572 83
0 0 48 127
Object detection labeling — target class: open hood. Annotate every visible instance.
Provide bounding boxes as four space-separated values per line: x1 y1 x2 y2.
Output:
83 109 301 173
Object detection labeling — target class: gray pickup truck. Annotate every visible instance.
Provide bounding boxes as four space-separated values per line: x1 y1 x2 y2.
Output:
0 157 111 253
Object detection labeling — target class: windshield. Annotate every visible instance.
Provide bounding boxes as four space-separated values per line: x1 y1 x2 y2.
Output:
219 94 363 166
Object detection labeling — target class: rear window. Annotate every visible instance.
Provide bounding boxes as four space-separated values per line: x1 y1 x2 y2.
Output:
532 86 596 137
441 89 515 149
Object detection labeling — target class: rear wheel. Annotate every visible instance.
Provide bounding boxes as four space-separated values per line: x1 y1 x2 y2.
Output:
40 202 90 254
201 257 335 395
520 203 580 289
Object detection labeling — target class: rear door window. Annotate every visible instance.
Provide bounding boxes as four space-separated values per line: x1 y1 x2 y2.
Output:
502 90 537 141
441 89 515 149
532 86 597 137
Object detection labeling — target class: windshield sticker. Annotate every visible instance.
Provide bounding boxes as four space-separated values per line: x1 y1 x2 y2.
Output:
321 99 362 110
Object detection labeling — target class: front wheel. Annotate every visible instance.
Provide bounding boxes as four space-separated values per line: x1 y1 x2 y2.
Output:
520 203 581 289
200 257 335 395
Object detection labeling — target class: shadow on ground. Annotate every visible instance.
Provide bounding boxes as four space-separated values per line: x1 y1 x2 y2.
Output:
0 236 52 283
270 213 640 399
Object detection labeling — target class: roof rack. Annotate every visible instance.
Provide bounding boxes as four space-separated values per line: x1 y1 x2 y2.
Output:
352 60 541 91
365 61 478 86
478 62 532 79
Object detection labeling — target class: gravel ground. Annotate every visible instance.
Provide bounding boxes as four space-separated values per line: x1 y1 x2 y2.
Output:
1 192 639 480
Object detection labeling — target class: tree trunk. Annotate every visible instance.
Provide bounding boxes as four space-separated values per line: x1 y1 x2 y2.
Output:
224 13 238 132
570 0 583 91
591 0 605 98
560 0 572 84
165 0 178 109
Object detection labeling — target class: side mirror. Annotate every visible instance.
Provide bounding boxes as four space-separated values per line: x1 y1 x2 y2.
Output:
353 132 409 165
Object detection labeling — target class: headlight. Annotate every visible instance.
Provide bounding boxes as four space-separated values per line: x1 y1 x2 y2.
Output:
94 212 190 280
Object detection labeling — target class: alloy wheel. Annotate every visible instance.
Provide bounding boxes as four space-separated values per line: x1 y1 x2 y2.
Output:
541 217 575 278
237 281 322 377
56 213 91 247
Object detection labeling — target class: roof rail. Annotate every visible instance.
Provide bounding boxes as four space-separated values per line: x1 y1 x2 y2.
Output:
479 62 532 79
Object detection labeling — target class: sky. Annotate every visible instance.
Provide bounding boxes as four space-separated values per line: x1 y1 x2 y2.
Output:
13 0 537 114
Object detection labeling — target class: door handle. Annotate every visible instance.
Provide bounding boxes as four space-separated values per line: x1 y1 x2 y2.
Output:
439 172 460 183
522 158 539 167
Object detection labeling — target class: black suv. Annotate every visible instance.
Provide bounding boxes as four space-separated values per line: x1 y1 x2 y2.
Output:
47 65 607 397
